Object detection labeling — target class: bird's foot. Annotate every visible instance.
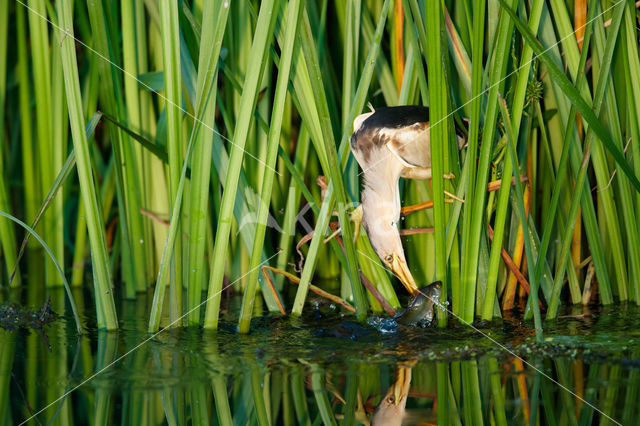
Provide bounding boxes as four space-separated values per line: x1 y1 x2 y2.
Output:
350 204 363 242
322 204 364 244
323 227 341 244
443 190 464 202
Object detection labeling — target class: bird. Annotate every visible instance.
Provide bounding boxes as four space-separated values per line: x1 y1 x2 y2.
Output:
370 361 415 425
349 105 464 297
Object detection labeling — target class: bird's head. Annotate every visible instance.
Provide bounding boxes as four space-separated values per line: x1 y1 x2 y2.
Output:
362 192 419 296
382 252 419 297
371 365 413 426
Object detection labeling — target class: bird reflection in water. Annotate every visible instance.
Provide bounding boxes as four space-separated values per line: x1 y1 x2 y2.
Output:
371 361 416 426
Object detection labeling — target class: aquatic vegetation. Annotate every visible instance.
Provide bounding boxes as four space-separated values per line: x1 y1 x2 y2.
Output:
0 299 57 332
2 303 640 424
0 0 638 351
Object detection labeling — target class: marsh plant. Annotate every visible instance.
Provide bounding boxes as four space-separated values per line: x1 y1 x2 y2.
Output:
0 0 639 339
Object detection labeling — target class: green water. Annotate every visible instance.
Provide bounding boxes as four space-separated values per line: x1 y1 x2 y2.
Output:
1 289 639 425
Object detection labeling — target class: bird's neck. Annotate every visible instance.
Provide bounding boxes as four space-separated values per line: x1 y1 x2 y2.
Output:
363 173 401 220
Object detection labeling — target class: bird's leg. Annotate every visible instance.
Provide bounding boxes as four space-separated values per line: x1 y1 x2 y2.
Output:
401 167 456 180
401 198 457 215
351 204 363 242
323 226 341 243
398 176 528 217
323 204 364 244
443 190 464 202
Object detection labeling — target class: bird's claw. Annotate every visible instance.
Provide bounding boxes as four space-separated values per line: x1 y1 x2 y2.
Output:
323 227 341 244
350 204 363 242
322 205 364 244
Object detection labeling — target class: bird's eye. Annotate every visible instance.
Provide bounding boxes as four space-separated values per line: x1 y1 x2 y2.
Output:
385 255 393 263
387 396 395 404
390 220 396 227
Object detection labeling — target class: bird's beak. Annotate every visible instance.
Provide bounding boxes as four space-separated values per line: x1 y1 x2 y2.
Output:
389 253 419 296
391 365 412 405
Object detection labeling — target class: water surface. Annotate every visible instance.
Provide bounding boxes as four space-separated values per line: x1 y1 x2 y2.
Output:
1 289 639 425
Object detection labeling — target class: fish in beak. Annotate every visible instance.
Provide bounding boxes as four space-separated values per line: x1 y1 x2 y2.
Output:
397 281 442 326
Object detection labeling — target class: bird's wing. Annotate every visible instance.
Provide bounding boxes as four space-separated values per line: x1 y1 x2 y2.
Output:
380 122 430 168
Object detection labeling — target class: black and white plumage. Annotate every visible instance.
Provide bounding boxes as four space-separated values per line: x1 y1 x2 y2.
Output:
351 106 432 173
350 106 462 296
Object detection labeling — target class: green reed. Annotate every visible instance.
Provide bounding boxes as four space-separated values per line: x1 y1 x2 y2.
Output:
0 0 639 336
187 0 230 326
28 0 65 289
0 0 19 287
239 0 302 333
58 0 117 330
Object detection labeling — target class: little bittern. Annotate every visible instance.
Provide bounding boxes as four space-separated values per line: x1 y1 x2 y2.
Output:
350 105 464 297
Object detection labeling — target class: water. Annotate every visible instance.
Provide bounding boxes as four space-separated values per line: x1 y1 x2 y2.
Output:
1 290 640 425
